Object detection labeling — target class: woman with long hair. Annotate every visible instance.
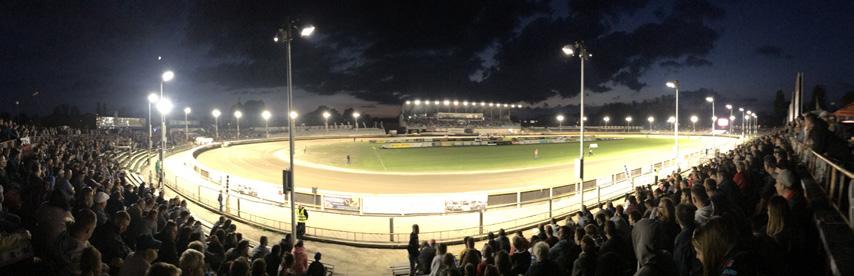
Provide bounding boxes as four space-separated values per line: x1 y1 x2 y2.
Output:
692 217 753 276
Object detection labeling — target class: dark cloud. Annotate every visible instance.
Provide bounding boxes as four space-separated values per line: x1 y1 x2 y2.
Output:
755 45 793 59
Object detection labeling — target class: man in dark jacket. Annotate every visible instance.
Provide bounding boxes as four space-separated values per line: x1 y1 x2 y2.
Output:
497 229 511 253
805 113 850 162
407 224 419 276
673 204 700 276
90 210 131 269
510 235 531 275
548 225 580 275
416 240 436 274
631 218 678 276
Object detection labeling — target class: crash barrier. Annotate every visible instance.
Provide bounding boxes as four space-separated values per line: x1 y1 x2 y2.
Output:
166 134 739 245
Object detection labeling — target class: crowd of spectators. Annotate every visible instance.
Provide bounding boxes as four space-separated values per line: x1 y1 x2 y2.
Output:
406 113 844 276
0 119 328 276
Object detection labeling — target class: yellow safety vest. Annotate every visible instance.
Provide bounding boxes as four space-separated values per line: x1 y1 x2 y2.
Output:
297 208 308 223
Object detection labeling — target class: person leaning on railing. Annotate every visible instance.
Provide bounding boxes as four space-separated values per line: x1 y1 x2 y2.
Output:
802 113 852 166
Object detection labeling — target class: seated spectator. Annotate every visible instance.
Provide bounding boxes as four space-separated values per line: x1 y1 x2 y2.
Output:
510 235 531 275
179 248 205 276
92 210 132 270
156 221 179 265
548 225 580 275
306 252 326 276
571 235 597 276
430 243 449 276
417 240 436 274
146 262 181 276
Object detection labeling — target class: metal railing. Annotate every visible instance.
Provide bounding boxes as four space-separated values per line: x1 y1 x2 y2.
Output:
158 136 736 245
802 146 853 228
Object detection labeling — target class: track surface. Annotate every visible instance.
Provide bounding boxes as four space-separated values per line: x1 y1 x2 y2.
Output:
196 135 722 194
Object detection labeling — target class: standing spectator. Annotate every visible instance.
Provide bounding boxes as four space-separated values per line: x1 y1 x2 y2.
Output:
92 210 132 269
691 185 713 225
291 240 308 276
251 258 267 276
265 245 282 276
251 236 270 259
156 221 179 265
120 235 162 276
496 229 511 253
656 198 679 252
599 221 633 274
407 224 419 276
296 205 308 240
673 204 700 276
306 252 326 276
494 251 512 276
692 217 754 276
632 219 677 276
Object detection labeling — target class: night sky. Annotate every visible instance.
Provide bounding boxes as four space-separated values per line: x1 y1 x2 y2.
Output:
2 0 853 118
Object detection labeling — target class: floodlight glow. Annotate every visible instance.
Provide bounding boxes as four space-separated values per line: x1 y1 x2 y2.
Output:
234 110 242 119
273 36 279 42
212 109 221 118
712 116 718 120
667 116 675 123
718 118 729 127
453 100 459 106
414 99 421 105
147 93 159 103
705 97 714 102
730 115 735 121
353 112 361 119
161 71 174 82
582 116 587 121
300 26 315 37
625 116 633 122
443 100 450 106
184 107 191 114
489 103 494 107
666 81 678 88
561 45 575 56
725 104 732 109
156 98 173 115
322 111 331 119
603 116 610 122
463 101 469 106
289 111 298 119
480 102 486 106
738 107 744 112
503 104 509 108
556 115 565 122
433 100 440 105
405 101 411 105
647 116 655 123
746 110 752 114
262 110 272 120
690 115 698 123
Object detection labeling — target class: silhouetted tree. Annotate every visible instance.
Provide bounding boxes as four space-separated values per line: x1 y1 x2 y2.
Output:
807 85 828 111
841 90 854 106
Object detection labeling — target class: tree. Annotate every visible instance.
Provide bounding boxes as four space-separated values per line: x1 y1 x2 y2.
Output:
807 85 828 111
841 90 854 106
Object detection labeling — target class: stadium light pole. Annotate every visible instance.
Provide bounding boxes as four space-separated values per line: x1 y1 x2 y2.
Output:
647 116 655 132
725 104 733 133
690 115 698 132
184 107 191 143
562 41 591 184
666 81 680 165
625 116 632 132
147 93 159 160
738 107 745 136
603 116 610 128
276 22 315 242
262 110 272 138
556 115 565 131
706 97 715 136
322 111 331 131
234 110 242 139
212 109 221 140
156 97 173 186
353 112 361 131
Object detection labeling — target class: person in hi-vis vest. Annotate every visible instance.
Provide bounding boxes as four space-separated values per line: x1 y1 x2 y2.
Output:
296 205 309 239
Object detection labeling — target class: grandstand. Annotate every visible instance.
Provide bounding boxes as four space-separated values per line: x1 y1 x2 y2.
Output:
400 99 522 134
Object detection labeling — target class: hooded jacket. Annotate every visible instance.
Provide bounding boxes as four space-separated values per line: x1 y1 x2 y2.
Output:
631 219 677 276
